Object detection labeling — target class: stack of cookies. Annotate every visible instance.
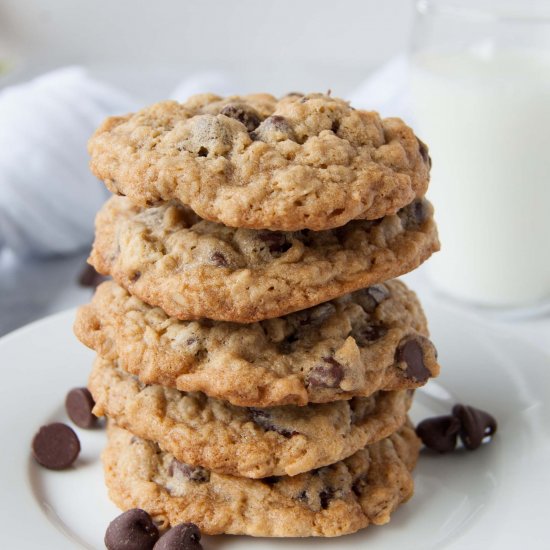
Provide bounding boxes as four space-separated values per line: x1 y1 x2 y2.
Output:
75 92 440 537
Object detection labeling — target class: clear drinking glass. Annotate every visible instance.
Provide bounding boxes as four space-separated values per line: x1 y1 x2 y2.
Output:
410 0 550 313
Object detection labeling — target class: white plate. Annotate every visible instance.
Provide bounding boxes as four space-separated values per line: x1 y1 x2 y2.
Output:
1 300 549 549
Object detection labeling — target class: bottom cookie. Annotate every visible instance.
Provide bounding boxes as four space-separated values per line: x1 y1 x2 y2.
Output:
103 421 420 537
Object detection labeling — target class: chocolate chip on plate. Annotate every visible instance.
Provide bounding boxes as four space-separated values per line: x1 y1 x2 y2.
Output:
452 404 498 450
416 415 461 453
65 387 97 429
32 422 80 470
105 509 159 550
153 523 202 550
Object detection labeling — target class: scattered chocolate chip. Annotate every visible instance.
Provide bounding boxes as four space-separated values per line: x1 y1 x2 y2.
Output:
65 387 97 429
417 137 432 168
249 408 298 438
78 263 108 288
306 357 344 388
355 284 390 313
398 199 430 230
197 146 208 157
416 415 461 453
168 459 210 482
220 103 261 132
452 404 498 450
210 251 228 267
105 509 159 550
331 120 340 134
352 324 388 346
395 337 431 383
251 115 295 141
153 523 202 550
258 231 292 255
319 488 334 510
32 423 80 470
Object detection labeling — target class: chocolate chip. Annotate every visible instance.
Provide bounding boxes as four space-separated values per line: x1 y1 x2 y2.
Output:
395 337 432 383
292 302 336 328
105 509 159 550
249 408 298 438
220 103 261 132
258 232 292 255
251 115 295 142
352 324 388 346
130 271 142 282
452 404 497 450
78 264 108 288
32 423 80 470
153 523 202 550
65 387 97 429
197 146 208 157
319 488 334 510
168 459 210 482
210 251 228 267
416 415 461 453
306 357 344 388
331 120 340 133
417 137 432 168
398 199 430 230
355 284 390 313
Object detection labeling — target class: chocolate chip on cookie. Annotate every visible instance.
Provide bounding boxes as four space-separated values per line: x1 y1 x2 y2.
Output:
153 523 202 550
249 408 298 439
355 284 390 314
306 357 344 388
416 415 461 453
105 509 159 550
257 231 292 255
395 337 432 383
65 387 97 429
168 459 210 482
251 115 296 142
452 404 498 450
220 103 261 132
32 423 80 470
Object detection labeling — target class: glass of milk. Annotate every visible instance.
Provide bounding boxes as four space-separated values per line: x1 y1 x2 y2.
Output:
411 0 550 313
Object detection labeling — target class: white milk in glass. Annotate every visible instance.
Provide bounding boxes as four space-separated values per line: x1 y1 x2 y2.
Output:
412 50 550 308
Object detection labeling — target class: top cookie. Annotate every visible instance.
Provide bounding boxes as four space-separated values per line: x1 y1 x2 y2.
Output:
88 92 431 231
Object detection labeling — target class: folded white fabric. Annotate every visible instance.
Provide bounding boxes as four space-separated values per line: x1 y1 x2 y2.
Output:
0 67 136 257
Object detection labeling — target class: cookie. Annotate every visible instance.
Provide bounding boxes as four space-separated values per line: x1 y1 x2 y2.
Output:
89 196 439 323
76 280 439 407
103 422 420 537
88 93 431 231
89 355 412 478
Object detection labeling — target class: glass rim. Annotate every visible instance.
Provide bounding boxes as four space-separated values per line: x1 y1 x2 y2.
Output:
416 0 550 23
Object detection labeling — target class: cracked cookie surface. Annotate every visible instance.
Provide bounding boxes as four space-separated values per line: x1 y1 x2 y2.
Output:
90 355 412 478
89 196 439 323
76 280 439 407
88 93 431 231
103 422 420 537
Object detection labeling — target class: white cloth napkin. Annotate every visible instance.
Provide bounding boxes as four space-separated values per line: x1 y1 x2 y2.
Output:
0 60 409 258
0 67 137 257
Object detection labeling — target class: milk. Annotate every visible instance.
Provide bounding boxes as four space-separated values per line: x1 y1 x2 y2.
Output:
412 50 550 308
